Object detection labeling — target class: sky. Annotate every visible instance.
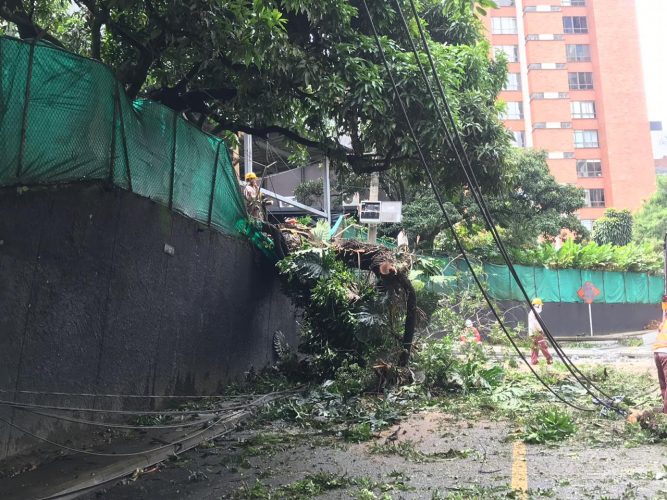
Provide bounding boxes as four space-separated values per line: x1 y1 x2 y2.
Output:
637 0 667 123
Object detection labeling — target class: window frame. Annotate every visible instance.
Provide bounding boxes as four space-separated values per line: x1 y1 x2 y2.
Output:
562 0 586 6
568 72 593 90
512 130 526 147
571 101 596 119
574 130 599 148
502 101 524 120
563 16 588 34
576 159 602 177
492 17 518 35
566 44 591 62
494 45 519 62
504 73 521 91
584 189 605 208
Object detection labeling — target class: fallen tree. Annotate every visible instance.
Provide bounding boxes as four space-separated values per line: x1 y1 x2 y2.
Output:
272 221 416 369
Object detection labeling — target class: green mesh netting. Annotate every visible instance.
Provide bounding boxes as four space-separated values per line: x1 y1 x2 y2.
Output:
0 36 272 254
421 257 662 304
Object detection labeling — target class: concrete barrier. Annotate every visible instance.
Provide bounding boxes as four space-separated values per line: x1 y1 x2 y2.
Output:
0 182 298 461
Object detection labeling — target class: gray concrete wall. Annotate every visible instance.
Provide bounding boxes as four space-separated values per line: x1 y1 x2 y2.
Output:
0 183 298 461
498 301 660 336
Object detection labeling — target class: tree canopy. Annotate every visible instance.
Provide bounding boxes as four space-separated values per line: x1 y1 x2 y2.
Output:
634 175 667 246
0 0 511 186
380 149 586 249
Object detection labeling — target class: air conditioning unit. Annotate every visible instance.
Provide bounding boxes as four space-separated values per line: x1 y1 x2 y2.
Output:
359 201 402 223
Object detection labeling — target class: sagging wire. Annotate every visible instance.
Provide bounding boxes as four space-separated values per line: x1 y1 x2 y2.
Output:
0 391 289 462
397 0 621 413
0 388 246 399
0 398 249 416
0 411 238 458
11 405 216 431
358 0 592 412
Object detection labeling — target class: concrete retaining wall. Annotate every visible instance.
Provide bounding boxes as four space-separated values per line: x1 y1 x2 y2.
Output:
498 300 660 336
0 183 298 461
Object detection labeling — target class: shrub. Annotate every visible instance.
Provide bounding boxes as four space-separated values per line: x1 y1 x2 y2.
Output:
591 208 633 246
414 336 503 393
520 406 576 444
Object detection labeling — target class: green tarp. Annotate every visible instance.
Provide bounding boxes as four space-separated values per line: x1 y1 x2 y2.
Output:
423 257 661 305
0 36 251 240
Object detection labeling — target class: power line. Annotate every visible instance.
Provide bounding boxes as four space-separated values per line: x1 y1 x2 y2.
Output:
0 398 250 416
398 0 619 411
359 0 592 412
0 411 236 458
0 388 241 399
11 405 215 431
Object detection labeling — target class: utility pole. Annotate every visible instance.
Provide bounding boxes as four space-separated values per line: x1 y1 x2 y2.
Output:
243 133 253 175
368 172 379 244
323 157 331 223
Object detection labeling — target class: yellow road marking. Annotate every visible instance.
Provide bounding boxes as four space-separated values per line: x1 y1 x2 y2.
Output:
511 441 528 499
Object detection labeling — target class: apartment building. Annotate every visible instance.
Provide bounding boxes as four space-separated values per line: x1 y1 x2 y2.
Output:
484 0 656 228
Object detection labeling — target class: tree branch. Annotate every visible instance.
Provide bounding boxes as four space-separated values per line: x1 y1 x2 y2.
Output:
0 0 64 47
209 115 406 173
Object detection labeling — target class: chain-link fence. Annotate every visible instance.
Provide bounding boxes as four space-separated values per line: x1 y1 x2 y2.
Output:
0 36 250 238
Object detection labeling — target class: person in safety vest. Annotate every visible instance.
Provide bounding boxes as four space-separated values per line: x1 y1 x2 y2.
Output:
528 298 553 365
460 319 482 344
243 172 263 220
654 320 667 413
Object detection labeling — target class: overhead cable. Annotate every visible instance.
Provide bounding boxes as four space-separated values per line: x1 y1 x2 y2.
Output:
398 0 618 410
359 0 593 412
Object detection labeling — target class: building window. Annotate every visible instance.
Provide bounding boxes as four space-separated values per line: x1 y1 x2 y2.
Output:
571 101 596 118
584 189 605 208
511 130 526 147
501 101 523 120
494 45 519 62
562 0 586 6
576 159 602 177
580 219 594 231
526 34 565 41
568 72 593 90
497 0 515 6
566 44 591 62
563 16 588 34
492 17 518 34
504 73 521 91
650 121 663 131
574 130 599 148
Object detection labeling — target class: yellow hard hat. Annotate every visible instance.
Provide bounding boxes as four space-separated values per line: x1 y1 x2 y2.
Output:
531 298 543 306
245 172 257 181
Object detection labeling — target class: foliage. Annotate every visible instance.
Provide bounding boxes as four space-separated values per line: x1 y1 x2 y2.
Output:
433 223 507 261
634 175 667 245
520 406 576 444
294 179 324 207
277 248 397 378
462 149 588 247
6 0 512 185
508 238 662 273
380 193 462 250
369 439 473 462
592 209 633 246
413 335 503 393
380 151 585 251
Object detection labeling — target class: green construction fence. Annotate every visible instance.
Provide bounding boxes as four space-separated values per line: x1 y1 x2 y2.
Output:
423 257 663 304
0 36 272 253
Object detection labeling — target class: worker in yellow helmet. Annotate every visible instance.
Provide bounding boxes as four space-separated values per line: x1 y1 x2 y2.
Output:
243 172 262 219
528 298 553 365
654 320 667 413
